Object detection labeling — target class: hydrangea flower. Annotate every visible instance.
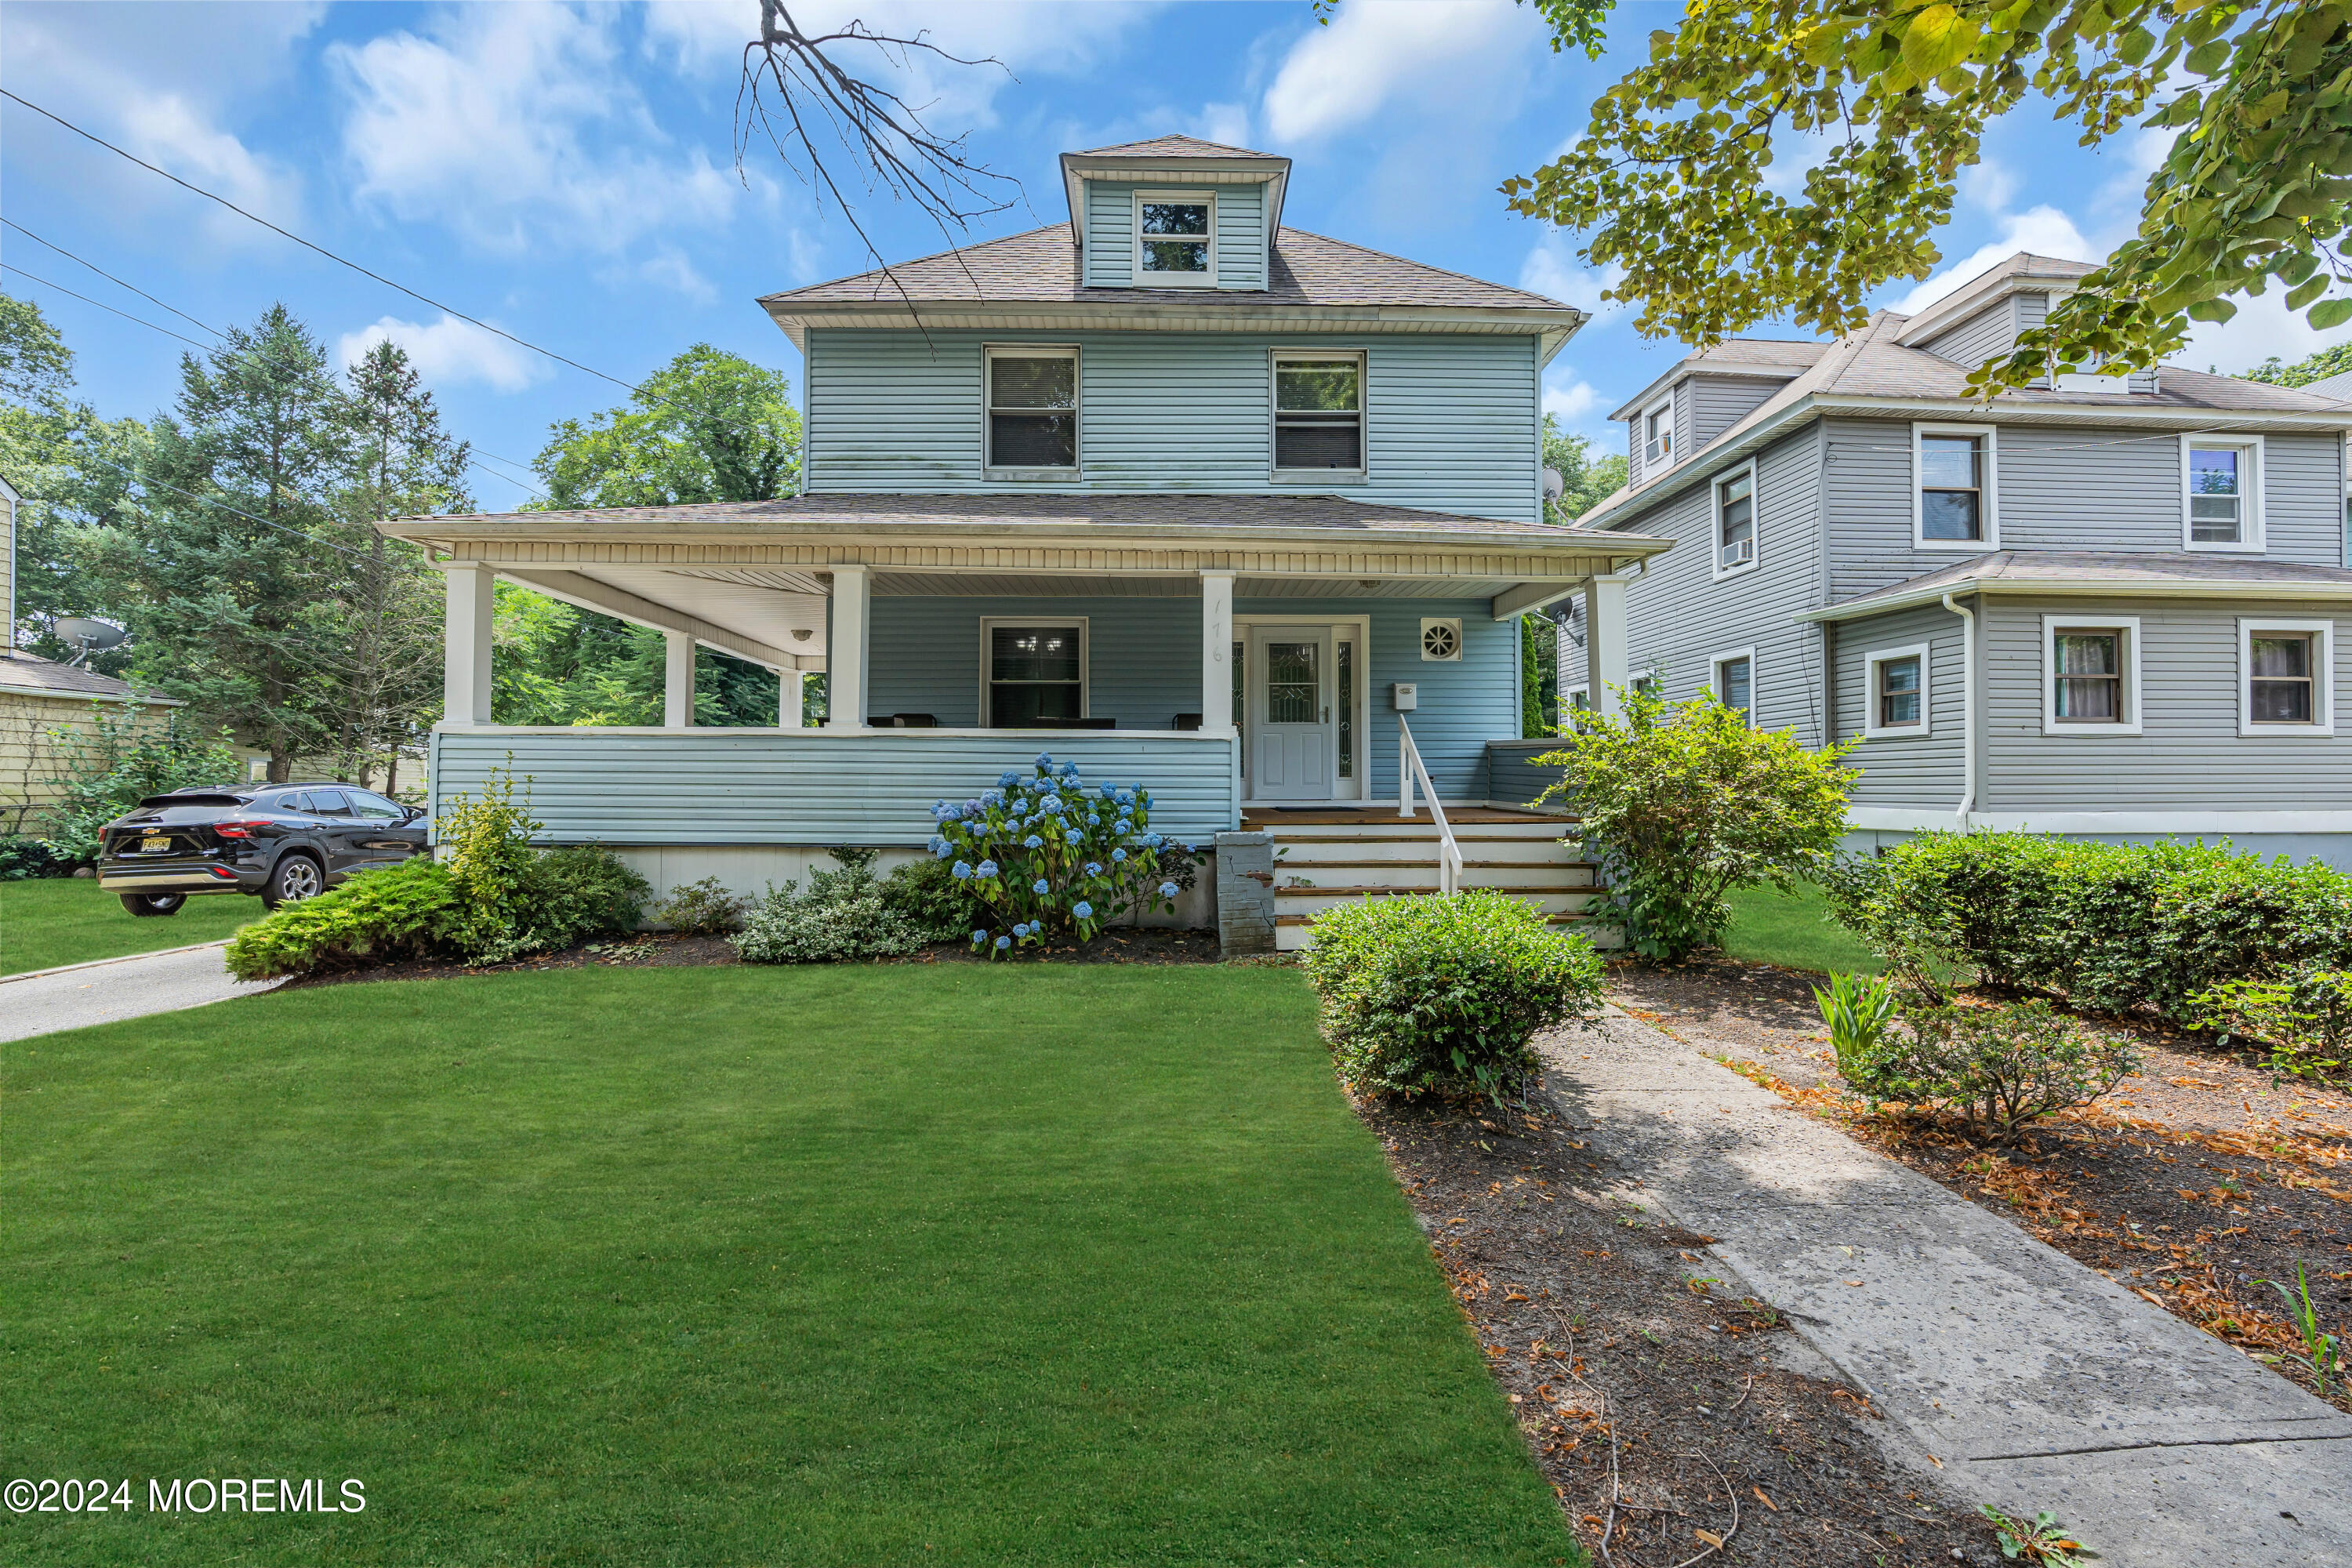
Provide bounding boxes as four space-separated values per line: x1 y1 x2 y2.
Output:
964 798 982 817
929 835 951 857
995 935 1011 951
1033 878 1050 895
982 789 1004 808
976 859 998 878
1013 922 1031 938
1040 793 1063 814
999 770 1020 788
972 929 989 944
1023 834 1044 850
1073 901 1093 920
1112 848 1127 862
1159 881 1178 898
1083 861 1103 877
1059 760 1080 779
952 861 973 880
1144 833 1163 848
1035 752 1054 767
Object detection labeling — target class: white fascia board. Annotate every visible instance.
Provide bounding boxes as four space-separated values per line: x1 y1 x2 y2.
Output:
1801 575 2352 624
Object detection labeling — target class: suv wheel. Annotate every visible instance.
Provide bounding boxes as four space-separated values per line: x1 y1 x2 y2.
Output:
119 892 187 916
263 854 324 909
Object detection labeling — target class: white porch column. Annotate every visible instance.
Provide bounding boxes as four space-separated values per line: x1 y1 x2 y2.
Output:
778 668 804 729
441 561 495 727
1200 571 1235 731
826 564 869 730
1582 572 1632 720
662 630 695 728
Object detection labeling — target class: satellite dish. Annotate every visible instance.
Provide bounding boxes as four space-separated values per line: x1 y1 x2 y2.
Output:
1541 466 1566 503
53 616 127 666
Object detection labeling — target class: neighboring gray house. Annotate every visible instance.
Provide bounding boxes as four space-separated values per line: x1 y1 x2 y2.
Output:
1572 252 2352 865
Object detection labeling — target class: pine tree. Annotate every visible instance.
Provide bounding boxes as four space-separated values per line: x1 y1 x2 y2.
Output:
132 305 353 782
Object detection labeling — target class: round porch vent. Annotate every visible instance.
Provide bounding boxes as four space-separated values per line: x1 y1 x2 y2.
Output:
1420 619 1461 661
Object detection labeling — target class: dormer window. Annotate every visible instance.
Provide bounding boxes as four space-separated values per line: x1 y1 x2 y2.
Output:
1136 192 1214 285
1642 400 1673 466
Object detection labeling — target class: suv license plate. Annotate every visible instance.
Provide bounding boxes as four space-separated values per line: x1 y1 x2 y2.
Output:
141 836 171 853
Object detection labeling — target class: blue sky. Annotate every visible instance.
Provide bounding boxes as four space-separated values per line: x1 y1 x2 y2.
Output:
5 0 2343 514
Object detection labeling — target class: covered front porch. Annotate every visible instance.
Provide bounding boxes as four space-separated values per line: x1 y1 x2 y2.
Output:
394 494 1663 877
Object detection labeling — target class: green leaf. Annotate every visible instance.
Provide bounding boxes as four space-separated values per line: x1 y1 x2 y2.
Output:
1899 4 1973 78
2310 296 2352 330
2185 38 2230 75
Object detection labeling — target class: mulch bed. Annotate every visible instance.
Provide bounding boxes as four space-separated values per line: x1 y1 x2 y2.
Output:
1361 1087 2000 1566
1610 955 2352 1414
278 925 1225 988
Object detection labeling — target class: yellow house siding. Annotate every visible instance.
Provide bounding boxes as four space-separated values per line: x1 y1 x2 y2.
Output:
0 691 174 833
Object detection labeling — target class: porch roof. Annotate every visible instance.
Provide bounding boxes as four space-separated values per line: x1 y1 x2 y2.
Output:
384 493 1664 676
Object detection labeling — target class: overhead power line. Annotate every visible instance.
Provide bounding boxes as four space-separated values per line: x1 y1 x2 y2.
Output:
0 263 216 350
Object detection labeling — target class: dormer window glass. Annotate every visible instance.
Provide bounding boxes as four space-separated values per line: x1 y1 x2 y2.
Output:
984 347 1079 473
1136 192 1214 285
1272 353 1365 476
1642 401 1673 467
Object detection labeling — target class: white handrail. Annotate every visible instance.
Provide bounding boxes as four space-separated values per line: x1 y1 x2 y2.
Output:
1397 713 1462 896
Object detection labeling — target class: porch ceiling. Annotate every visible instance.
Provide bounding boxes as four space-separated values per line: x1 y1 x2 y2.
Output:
525 564 830 670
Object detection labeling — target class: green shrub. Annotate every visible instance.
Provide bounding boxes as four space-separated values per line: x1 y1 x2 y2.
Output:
1534 690 1857 960
878 854 982 942
655 876 749 935
508 845 650 957
2186 969 2352 1084
39 707 241 865
1899 1000 2141 1143
1823 833 2352 1018
435 766 545 963
732 849 935 964
1301 891 1605 1105
224 858 459 980
0 835 71 880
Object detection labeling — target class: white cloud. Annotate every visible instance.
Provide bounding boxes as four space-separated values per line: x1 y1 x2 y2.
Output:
1261 0 1540 143
336 314 546 394
640 246 719 304
0 2 318 248
1958 157 2020 214
1192 103 1254 150
330 3 738 255
2187 290 2352 378
1543 378 1600 422
1892 205 2098 315
1519 233 1624 316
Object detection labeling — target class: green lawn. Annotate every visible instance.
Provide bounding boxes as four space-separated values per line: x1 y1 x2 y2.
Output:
2 965 1578 1567
1718 882 1881 976
1 877 257 978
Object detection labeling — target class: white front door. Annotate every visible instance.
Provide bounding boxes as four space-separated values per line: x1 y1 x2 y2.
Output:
1249 627 1334 800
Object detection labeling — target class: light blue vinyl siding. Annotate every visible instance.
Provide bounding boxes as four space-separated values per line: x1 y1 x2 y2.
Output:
1080 181 1266 289
428 728 1240 847
805 328 1542 520
863 593 1515 801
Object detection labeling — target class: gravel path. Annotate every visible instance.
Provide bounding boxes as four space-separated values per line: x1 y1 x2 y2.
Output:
0 943 278 1043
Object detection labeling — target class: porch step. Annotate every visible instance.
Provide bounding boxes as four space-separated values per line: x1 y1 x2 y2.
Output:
1276 862 1598 890
1275 886 1601 916
1253 809 1606 952
1273 906 1595 952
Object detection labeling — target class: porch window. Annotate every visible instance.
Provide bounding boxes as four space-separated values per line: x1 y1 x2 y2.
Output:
1135 191 1214 284
985 348 1078 472
1272 354 1364 474
985 622 1085 726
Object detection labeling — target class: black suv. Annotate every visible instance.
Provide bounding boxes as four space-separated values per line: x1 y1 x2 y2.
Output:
96 783 429 915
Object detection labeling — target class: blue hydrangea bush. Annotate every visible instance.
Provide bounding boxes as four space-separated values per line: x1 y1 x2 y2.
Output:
931 754 1190 957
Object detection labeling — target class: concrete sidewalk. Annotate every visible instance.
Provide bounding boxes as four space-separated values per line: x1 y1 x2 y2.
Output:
1542 1010 2352 1568
0 942 278 1043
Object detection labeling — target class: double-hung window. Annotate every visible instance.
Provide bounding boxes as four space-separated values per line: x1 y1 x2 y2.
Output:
2042 616 2141 735
984 347 1079 474
1915 424 1996 548
1862 644 1930 739
2184 435 2263 551
1641 400 1673 468
1711 649 1755 720
1135 192 1214 284
984 621 1087 727
2238 619 2334 735
1272 354 1365 476
1714 465 1756 576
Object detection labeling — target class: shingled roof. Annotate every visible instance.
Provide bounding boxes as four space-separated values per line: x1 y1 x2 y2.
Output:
0 649 179 704
760 223 1570 314
1799 550 2352 622
1072 134 1279 160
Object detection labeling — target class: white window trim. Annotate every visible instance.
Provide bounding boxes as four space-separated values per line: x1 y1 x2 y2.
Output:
981 344 1080 479
1131 189 1217 289
1861 642 1933 740
1912 422 1999 553
2237 617 2335 737
2183 433 2266 554
978 616 1090 727
1709 460 1760 582
1640 396 1675 471
2040 614 2142 736
1269 348 1368 484
1707 646 1757 719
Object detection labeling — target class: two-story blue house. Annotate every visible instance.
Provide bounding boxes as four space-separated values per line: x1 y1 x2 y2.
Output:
1573 253 2352 866
388 137 1667 946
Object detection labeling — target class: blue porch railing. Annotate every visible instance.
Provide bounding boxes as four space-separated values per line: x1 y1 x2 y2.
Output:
427 727 1241 848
